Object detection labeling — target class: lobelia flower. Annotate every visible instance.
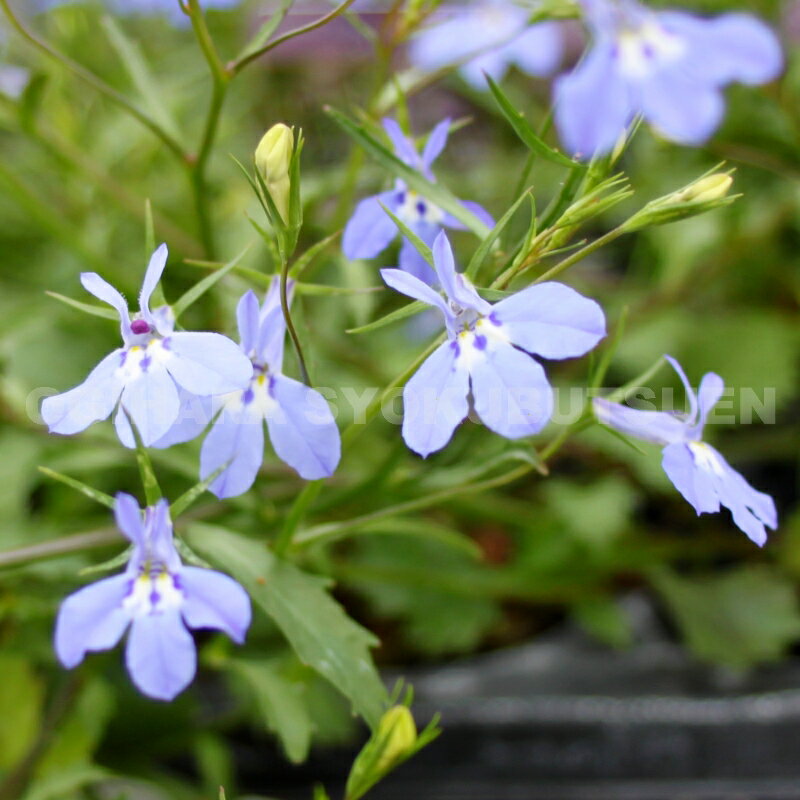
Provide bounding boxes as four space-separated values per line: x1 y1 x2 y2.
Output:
55 493 251 701
554 0 783 158
408 0 563 90
41 244 253 448
382 232 606 457
199 278 341 499
593 356 777 546
342 118 494 286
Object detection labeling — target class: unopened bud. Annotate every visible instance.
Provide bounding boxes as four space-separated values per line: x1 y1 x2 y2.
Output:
374 706 417 773
674 173 733 204
255 123 294 224
624 171 736 232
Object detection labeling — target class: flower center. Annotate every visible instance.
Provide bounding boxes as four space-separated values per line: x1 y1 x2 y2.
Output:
688 441 725 477
124 570 183 617
614 21 685 79
396 190 444 226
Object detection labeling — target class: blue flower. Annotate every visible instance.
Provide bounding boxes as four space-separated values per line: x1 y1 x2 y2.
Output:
554 0 783 157
54 493 251 702
382 232 606 456
408 0 563 89
593 355 777 546
41 244 253 447
199 279 341 498
342 118 494 285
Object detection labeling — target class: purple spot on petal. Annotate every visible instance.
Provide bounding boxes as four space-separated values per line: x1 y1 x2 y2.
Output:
161 337 171 351
268 375 277 397
449 339 461 358
416 200 426 216
119 351 128 367
488 312 502 326
242 388 254 405
642 43 655 60
396 191 406 204
140 356 151 372
149 589 160 606
131 319 150 335
473 334 487 351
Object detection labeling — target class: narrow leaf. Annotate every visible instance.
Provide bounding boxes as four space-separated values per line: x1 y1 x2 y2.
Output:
46 292 118 322
38 466 115 509
172 245 251 320
346 300 426 335
169 461 228 518
485 75 579 169
380 202 433 266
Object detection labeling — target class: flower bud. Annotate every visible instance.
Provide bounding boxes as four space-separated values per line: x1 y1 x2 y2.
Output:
624 171 736 232
255 123 294 224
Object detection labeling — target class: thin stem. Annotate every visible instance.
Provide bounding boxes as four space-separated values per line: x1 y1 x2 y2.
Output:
280 256 311 386
0 0 186 161
186 0 232 260
230 0 357 75
533 226 625 284
273 335 442 555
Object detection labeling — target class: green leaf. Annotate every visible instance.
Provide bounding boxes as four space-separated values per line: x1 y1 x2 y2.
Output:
230 659 313 763
79 545 132 576
0 654 44 770
186 523 388 727
572 595 633 649
379 202 433 266
653 567 800 669
101 15 182 143
465 188 531 279
172 246 251 320
235 0 293 62
170 460 230 518
346 299 426 335
123 410 162 506
290 230 341 279
45 291 118 322
38 466 115 509
485 75 579 169
325 106 490 238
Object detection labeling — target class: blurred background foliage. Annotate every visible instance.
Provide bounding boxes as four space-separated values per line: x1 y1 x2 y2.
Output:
0 0 799 798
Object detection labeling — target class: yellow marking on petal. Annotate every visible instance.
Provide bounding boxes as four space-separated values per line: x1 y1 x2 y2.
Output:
257 374 266 386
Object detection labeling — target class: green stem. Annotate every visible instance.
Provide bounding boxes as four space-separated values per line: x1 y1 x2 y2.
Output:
280 256 311 386
230 0 357 75
0 0 186 161
273 336 442 555
533 226 625 284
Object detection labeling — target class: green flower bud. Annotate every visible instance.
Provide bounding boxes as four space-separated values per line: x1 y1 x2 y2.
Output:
255 123 294 224
624 171 736 232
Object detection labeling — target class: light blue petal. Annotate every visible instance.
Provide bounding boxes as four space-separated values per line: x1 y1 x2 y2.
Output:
125 610 197 702
399 236 440 286
554 39 633 157
593 397 687 446
114 493 144 545
432 232 492 314
342 191 402 260
639 69 725 146
180 566 252 643
662 442 720 515
147 499 180 572
256 277 292 371
421 118 451 170
402 340 470 457
118 364 181 447
443 200 495 232
237 290 261 356
469 342 553 438
664 355 698 423
165 332 253 395
382 119 418 167
505 21 563 77
139 244 169 329
80 272 132 340
266 374 341 480
460 48 512 88
491 282 606 359
150 390 212 449
659 11 782 87
708 446 777 545
696 372 725 433
380 268 449 317
200 399 265 499
41 349 126 436
54 574 132 668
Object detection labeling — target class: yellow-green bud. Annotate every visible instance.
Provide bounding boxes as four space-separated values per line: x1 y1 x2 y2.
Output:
374 706 417 774
255 123 293 224
674 173 733 204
